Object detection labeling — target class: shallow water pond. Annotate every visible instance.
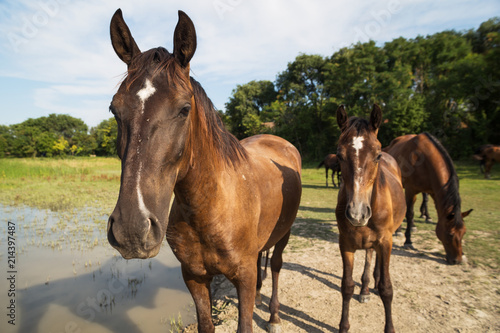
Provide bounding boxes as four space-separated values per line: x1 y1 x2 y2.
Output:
0 205 194 333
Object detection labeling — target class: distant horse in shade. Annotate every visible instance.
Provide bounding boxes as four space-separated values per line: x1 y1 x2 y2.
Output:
335 104 406 333
384 133 473 264
473 144 500 179
317 153 341 187
107 9 302 333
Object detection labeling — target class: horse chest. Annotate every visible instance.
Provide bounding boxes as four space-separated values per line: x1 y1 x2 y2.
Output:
167 220 240 277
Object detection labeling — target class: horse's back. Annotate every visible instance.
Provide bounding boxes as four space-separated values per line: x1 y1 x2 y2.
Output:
240 134 302 250
241 134 302 172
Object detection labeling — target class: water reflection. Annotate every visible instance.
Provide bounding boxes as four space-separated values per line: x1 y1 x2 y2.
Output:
0 205 194 333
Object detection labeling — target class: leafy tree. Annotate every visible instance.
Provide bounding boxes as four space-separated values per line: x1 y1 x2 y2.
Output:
224 80 277 139
92 118 118 156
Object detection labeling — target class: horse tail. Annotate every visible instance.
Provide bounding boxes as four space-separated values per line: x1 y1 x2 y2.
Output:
317 160 325 168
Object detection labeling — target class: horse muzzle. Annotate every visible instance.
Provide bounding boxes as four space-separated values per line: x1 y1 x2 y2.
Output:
107 212 164 259
345 201 372 227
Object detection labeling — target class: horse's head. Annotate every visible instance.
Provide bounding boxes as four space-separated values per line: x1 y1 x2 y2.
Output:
336 104 383 227
436 208 472 264
107 9 197 259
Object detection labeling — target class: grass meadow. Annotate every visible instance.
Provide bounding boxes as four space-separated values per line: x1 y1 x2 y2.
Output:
1 157 499 269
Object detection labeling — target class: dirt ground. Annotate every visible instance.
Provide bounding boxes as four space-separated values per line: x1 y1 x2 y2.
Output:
184 224 499 333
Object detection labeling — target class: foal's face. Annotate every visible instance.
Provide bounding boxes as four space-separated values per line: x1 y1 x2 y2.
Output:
336 105 382 227
106 10 197 259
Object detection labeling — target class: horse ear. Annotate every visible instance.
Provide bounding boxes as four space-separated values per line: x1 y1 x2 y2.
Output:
461 209 473 218
110 9 141 65
336 105 348 132
370 104 382 131
173 11 197 68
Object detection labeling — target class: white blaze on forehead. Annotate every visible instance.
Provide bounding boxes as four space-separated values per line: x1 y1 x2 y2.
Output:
352 136 364 156
137 79 156 113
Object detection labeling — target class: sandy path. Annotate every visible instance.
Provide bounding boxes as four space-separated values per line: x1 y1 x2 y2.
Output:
184 226 499 332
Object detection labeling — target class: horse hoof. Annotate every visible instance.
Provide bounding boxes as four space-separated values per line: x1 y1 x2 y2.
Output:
359 294 370 303
267 323 281 333
394 232 404 238
404 243 416 250
426 218 433 223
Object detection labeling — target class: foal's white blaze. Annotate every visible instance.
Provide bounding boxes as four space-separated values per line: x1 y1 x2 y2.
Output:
137 79 156 113
352 136 365 193
352 136 364 156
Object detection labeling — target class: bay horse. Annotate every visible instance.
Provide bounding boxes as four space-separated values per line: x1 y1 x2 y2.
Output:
384 133 473 264
317 153 341 187
335 104 406 333
107 9 302 333
473 144 500 179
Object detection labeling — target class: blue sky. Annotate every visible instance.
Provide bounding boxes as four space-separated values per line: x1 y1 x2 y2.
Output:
0 0 499 128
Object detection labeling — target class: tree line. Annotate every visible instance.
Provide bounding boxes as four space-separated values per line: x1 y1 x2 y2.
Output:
0 18 498 160
224 18 500 160
0 114 117 158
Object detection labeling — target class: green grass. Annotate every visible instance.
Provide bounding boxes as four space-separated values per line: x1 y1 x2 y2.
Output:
0 157 498 268
0 157 121 213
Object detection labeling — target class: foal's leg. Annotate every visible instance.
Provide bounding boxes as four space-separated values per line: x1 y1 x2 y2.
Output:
375 239 395 333
339 244 355 333
267 231 291 333
360 248 373 303
404 191 417 249
181 267 214 333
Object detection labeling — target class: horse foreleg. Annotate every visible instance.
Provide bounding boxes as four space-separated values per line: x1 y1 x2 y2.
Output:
404 191 417 249
256 252 263 306
267 231 291 333
360 248 373 303
231 260 258 333
485 160 493 179
375 240 395 333
419 193 432 222
182 267 214 333
332 171 336 187
325 168 329 187
339 244 355 333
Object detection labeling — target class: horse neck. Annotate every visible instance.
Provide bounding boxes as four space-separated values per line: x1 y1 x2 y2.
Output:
174 110 242 210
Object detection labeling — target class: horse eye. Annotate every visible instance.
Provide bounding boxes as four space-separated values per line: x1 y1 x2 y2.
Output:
179 105 191 117
375 153 382 162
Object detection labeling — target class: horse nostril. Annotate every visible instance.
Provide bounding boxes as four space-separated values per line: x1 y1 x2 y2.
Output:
365 205 372 219
107 216 120 247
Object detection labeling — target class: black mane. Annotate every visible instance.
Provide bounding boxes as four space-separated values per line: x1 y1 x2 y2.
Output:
423 132 463 226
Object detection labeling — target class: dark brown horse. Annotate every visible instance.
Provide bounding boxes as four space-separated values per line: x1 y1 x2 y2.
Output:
335 105 406 333
473 144 500 179
317 153 341 187
384 133 472 264
107 10 302 333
